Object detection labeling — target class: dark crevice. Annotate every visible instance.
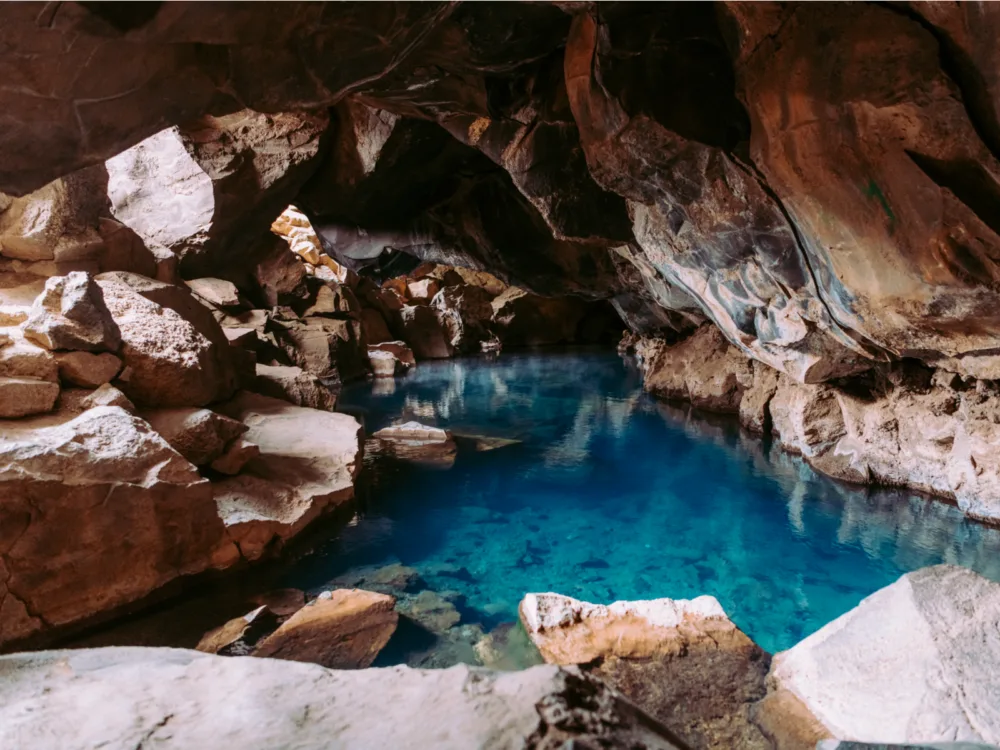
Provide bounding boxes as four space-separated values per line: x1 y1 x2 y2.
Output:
874 1 1000 165
79 2 163 32
904 149 1000 238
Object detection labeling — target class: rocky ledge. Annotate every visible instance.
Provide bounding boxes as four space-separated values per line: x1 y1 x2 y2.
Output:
0 647 689 750
626 324 1000 523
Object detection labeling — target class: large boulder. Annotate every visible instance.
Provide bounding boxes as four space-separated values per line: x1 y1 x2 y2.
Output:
521 592 771 750
0 169 104 264
96 274 239 406
22 272 121 352
765 565 1000 746
106 109 329 276
0 647 688 750
140 407 247 466
398 305 452 360
276 317 368 382
635 325 754 413
0 406 236 647
213 392 361 560
431 283 496 353
252 589 398 669
252 363 336 411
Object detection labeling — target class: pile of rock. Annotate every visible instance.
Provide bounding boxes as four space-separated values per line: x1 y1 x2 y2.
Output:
0 267 363 650
357 261 617 359
270 208 619 364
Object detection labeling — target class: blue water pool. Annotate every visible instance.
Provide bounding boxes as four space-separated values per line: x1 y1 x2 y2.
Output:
283 350 1000 654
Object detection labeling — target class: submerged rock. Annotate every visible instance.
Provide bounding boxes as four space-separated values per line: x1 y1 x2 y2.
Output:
765 565 1000 746
253 589 398 669
372 421 457 469
0 647 689 749
520 592 771 750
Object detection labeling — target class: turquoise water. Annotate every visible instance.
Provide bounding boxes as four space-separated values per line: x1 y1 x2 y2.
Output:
284 350 1000 654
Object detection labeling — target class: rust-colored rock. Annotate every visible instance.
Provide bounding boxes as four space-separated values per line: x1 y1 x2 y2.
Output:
252 589 397 669
520 592 771 750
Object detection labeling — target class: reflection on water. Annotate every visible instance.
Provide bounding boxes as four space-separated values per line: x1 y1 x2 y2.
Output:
288 350 1000 653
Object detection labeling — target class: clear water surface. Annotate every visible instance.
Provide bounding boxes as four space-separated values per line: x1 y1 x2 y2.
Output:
282 350 1000 654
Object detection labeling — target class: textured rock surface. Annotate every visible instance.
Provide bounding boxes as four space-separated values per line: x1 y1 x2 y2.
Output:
107 110 328 276
636 325 754 412
1 1 999 391
0 647 688 749
140 407 247 467
0 376 59 418
96 274 238 407
768 565 1000 746
521 592 771 750
253 589 397 669
0 407 235 647
54 351 121 388
628 327 1000 522
23 272 120 352
214 392 361 560
252 363 336 412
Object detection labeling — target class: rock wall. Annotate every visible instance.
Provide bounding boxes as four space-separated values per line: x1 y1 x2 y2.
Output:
629 324 1000 523
2 2 999 389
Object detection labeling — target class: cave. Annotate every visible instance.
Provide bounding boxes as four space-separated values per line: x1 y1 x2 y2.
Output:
3 2 1000 749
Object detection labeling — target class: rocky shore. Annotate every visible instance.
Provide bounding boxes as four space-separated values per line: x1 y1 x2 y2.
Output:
623 325 1000 523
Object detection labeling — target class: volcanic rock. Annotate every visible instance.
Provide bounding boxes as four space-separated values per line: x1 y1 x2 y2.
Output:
96 274 239 407
252 363 336 412
107 110 328 276
209 438 260 476
213 392 361 559
196 605 280 656
253 589 398 669
398 305 452 360
54 350 122 388
372 421 457 469
765 565 1000 746
521 592 771 750
636 325 753 412
491 288 587 347
0 406 235 647
432 283 496 353
0 648 688 749
184 278 241 309
0 377 59 418
22 272 121 352
140 407 247 467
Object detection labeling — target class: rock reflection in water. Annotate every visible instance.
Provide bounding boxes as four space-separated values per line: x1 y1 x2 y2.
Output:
284 350 1000 654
